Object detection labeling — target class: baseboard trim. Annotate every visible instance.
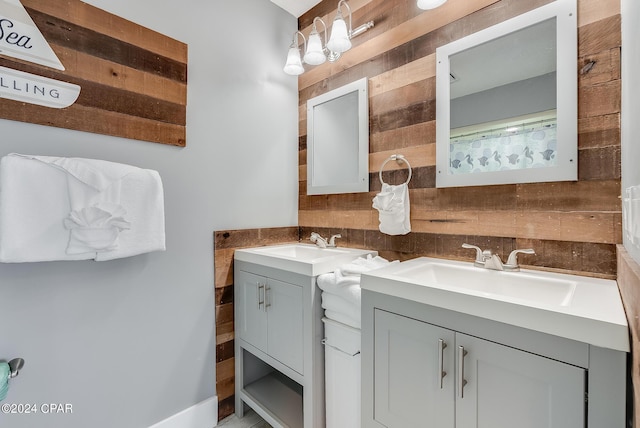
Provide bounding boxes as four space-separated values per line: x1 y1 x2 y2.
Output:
149 395 218 428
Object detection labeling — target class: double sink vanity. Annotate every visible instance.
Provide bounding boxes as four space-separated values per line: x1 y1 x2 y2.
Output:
233 241 629 428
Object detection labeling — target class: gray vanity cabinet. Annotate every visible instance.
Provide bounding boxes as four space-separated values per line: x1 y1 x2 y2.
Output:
372 309 585 428
373 309 455 427
236 270 303 374
234 260 326 428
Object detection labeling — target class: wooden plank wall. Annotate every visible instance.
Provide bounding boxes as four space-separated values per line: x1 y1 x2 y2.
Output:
214 227 300 421
0 0 187 146
299 0 622 278
617 246 640 427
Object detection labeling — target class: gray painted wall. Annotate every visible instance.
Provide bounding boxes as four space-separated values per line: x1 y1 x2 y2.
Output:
0 1 298 427
622 0 640 265
451 72 556 129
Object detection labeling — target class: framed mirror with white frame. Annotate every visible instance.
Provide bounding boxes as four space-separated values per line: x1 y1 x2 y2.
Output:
435 0 577 188
307 77 369 195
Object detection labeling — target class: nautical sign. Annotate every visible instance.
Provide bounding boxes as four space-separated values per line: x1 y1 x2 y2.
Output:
0 65 80 108
0 0 65 70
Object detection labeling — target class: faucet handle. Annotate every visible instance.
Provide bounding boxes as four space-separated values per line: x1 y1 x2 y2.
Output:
506 248 535 267
310 232 327 248
462 243 484 267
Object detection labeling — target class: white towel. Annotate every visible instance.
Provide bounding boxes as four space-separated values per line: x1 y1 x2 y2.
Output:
339 254 395 276
322 292 361 315
372 182 411 235
323 309 361 329
316 255 397 306
0 153 165 262
95 168 165 261
317 271 362 306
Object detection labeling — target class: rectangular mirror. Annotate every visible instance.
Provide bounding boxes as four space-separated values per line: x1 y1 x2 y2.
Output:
307 77 369 195
435 0 577 188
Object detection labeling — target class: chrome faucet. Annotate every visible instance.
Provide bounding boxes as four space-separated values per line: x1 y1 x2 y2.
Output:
310 232 341 248
462 244 535 272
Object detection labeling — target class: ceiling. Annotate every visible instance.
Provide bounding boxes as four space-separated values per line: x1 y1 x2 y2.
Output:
270 0 322 17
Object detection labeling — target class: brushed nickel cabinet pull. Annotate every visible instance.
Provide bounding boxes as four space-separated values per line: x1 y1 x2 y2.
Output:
438 339 447 389
265 285 271 310
257 283 265 309
458 345 468 398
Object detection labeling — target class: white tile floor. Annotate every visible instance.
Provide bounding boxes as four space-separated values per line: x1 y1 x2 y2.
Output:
217 409 272 428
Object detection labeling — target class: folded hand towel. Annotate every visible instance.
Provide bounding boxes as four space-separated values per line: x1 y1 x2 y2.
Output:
64 202 131 254
372 182 411 235
339 254 397 276
317 255 396 306
95 168 165 261
322 292 361 314
323 309 361 329
0 153 165 263
317 272 362 306
0 154 91 262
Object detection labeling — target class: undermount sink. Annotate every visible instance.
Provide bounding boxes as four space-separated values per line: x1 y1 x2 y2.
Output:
234 243 377 276
361 257 629 352
395 260 577 307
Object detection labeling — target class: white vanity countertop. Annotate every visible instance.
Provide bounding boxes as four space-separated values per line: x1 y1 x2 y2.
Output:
234 243 378 277
361 257 629 352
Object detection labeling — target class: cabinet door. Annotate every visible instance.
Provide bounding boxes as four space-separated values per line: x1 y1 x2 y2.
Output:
455 333 585 428
266 278 304 374
373 309 455 428
236 270 268 352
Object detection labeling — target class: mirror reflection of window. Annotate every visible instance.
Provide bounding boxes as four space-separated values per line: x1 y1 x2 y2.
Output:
448 18 558 176
435 0 577 188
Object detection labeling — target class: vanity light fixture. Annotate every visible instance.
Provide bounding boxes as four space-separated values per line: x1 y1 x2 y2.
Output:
283 0 374 75
283 31 306 76
417 0 447 10
304 17 329 65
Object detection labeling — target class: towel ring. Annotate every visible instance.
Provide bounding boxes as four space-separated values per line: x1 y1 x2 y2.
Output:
379 154 412 186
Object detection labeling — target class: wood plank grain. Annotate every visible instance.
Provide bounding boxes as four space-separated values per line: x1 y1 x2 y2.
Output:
214 249 235 288
299 0 371 32
369 54 436 98
21 0 187 63
216 358 235 399
579 48 621 88
300 208 620 244
517 180 621 211
578 146 621 181
216 323 234 346
578 0 620 27
370 77 435 116
371 165 436 191
215 303 234 326
371 121 436 153
578 15 621 57
579 79 621 119
215 285 233 307
369 145 435 172
51 44 187 105
216 340 235 363
0 99 185 146
0 57 185 125
27 7 187 83
517 238 616 276
578 114 620 149
218 396 235 422
371 99 436 134
298 0 499 90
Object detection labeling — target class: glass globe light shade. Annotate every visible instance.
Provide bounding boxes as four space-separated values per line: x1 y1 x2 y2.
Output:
304 31 327 65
